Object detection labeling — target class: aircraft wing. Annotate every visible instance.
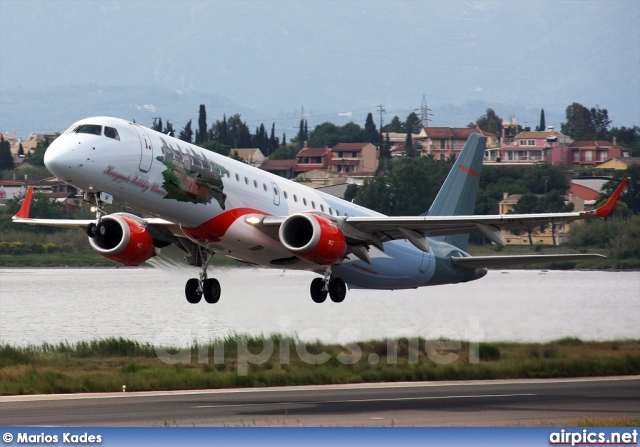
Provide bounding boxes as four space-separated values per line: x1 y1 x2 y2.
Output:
12 187 174 226
333 178 628 248
450 253 605 269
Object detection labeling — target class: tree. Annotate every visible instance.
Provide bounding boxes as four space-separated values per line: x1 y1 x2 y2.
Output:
610 126 640 156
307 122 363 148
163 121 174 136
601 163 640 214
17 143 24 157
522 163 569 195
404 131 415 157
379 132 391 160
178 120 193 143
561 102 611 140
536 108 546 131
0 136 14 170
196 104 207 144
474 108 502 135
382 116 403 133
270 145 299 160
152 118 163 132
363 113 379 144
404 112 421 134
296 119 308 148
353 156 452 215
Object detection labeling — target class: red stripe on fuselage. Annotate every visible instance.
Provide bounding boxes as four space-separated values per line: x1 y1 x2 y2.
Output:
181 208 270 242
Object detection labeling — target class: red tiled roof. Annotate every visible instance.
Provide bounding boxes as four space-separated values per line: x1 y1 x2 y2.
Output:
426 127 496 139
333 142 368 151
297 148 330 158
260 159 296 170
569 183 600 201
569 141 617 148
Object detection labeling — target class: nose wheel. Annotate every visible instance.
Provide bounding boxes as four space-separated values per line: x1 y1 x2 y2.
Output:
185 247 221 304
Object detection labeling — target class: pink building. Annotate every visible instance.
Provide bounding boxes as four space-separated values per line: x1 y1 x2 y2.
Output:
564 141 626 167
485 130 572 165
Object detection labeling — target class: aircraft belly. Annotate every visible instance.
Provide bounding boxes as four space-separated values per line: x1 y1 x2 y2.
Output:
335 241 436 290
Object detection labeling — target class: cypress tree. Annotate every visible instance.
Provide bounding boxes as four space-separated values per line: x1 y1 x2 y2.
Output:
0 136 15 170
538 108 546 132
197 104 208 144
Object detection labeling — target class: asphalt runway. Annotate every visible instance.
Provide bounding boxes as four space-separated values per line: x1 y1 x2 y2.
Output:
1 376 639 427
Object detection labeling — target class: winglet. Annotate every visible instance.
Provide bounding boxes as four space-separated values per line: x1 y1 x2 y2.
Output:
13 187 34 219
595 178 628 217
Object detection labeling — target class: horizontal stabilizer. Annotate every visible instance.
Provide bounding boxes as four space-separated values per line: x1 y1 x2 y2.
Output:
451 254 605 269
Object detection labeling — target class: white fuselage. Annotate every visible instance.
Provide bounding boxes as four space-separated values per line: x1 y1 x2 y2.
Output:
45 117 443 289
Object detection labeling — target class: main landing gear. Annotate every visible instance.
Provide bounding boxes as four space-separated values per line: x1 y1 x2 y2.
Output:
185 247 221 304
310 267 347 303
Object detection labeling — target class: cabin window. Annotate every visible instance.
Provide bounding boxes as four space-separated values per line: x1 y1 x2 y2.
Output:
320 204 325 212
254 180 258 188
104 127 120 141
311 201 316 209
75 124 102 135
263 183 267 191
293 194 298 202
283 191 288 199
244 176 249 184
235 173 240 181
328 207 333 215
303 198 307 206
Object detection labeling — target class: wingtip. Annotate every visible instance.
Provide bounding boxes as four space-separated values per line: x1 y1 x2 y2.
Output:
13 187 34 220
595 178 628 218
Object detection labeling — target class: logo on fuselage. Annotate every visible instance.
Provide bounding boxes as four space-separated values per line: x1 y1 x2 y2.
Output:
156 137 228 209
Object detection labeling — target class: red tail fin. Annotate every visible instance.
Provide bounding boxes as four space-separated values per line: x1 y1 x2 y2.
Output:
595 178 628 217
14 187 34 219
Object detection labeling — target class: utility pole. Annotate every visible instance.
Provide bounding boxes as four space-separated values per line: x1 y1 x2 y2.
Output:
377 104 385 132
420 94 432 128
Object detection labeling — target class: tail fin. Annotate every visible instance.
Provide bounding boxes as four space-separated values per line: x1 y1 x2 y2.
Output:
424 133 486 250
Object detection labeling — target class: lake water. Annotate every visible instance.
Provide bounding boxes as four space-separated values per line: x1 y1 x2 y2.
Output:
1 266 638 346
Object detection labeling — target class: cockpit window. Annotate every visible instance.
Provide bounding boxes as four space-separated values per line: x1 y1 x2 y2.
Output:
75 124 102 135
104 126 120 141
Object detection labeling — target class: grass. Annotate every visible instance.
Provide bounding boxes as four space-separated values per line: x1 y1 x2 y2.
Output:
1 336 638 395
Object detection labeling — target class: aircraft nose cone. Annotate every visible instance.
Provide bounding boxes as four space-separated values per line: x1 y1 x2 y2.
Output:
44 137 76 178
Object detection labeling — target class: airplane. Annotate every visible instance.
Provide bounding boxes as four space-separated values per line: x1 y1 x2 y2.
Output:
13 116 628 304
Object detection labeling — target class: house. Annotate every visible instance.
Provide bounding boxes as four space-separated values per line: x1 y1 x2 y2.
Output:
258 159 297 179
498 192 578 246
565 141 627 167
293 145 332 175
330 142 378 175
422 127 498 161
486 128 572 165
230 148 266 167
595 157 640 170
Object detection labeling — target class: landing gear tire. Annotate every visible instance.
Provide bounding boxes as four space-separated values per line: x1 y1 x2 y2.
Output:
185 278 202 304
329 278 347 303
203 278 221 304
87 223 97 238
97 222 107 237
310 278 327 303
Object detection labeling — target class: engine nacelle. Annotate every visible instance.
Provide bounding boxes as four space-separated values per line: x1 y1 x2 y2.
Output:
88 214 155 266
278 213 347 265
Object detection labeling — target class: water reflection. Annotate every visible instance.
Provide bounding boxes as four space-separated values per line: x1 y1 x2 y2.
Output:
1 267 638 346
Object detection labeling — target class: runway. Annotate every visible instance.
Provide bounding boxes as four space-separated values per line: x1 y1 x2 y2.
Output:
1 376 638 426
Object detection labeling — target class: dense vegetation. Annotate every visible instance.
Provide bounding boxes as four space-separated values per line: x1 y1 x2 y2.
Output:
1 336 638 395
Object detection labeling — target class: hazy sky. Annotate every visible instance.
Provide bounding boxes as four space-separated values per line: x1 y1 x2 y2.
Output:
1 0 639 130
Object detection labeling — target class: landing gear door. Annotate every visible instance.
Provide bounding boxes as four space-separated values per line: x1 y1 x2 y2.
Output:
132 124 153 173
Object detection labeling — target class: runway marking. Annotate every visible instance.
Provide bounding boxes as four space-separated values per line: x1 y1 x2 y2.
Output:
191 393 537 409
